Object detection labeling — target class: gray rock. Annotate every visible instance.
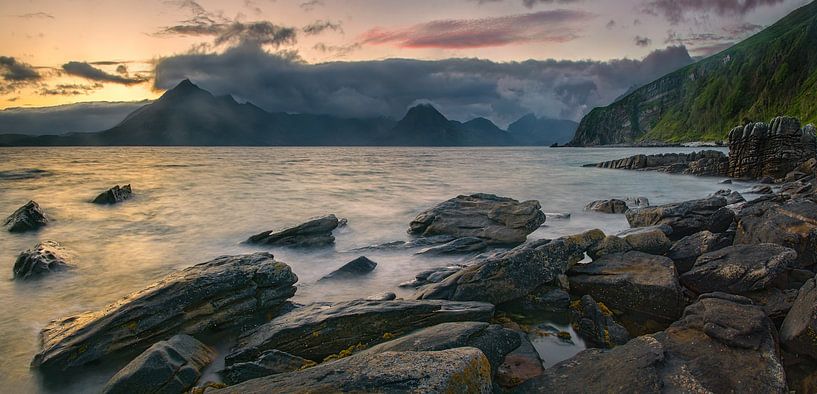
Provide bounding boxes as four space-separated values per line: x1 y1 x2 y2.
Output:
32 252 297 372
398 265 464 288
4 200 48 232
571 295 631 349
780 275 817 359
710 189 746 204
319 256 377 281
416 237 488 255
501 286 570 313
92 184 133 204
13 241 75 280
618 226 672 255
736 198 817 268
719 179 733 184
353 235 457 252
747 185 774 194
365 292 397 301
216 348 492 394
585 199 629 214
102 334 214 394
408 193 545 245
225 299 494 365
625 196 732 240
587 235 632 259
247 214 339 247
680 244 796 296
584 150 729 176
667 230 733 273
220 349 312 385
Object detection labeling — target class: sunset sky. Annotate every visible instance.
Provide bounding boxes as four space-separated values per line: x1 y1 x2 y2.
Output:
0 0 811 126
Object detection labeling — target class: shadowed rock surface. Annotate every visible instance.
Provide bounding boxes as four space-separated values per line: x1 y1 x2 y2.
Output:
728 116 817 179
247 214 339 247
571 295 631 349
32 252 297 372
680 244 796 296
626 196 733 240
408 193 545 245
320 256 377 280
585 199 629 214
496 332 544 388
13 241 75 280
667 230 733 273
416 237 488 255
220 349 312 385
92 184 133 205
4 200 48 232
102 334 214 394
710 189 746 205
583 151 728 176
736 198 817 268
780 275 817 359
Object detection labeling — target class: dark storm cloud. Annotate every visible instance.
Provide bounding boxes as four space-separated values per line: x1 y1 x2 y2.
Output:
634 35 652 46
642 0 786 24
361 10 594 49
0 56 41 81
61 62 148 84
303 20 343 35
153 43 693 124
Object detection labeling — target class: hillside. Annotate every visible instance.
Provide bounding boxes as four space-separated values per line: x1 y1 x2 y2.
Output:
571 1 817 145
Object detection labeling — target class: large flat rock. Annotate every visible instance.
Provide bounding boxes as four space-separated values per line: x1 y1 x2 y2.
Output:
736 198 817 268
680 244 796 296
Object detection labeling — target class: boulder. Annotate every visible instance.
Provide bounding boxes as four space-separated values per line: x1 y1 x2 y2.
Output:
571 295 630 349
587 235 632 259
416 237 488 255
4 200 48 232
516 293 787 393
92 184 133 204
568 251 686 324
225 299 494 365
780 275 817 359
667 230 733 273
13 240 75 280
710 189 746 204
414 230 604 305
102 334 214 394
496 333 544 388
247 214 339 247
220 349 312 385
736 198 817 268
319 256 377 281
625 196 733 240
408 193 545 245
727 116 817 179
585 199 629 214
216 348 492 394
32 252 297 372
618 226 672 255
680 244 796 296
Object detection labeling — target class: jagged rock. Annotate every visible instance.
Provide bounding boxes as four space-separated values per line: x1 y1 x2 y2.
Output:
680 244 796 296
667 230 733 273
4 200 47 232
710 189 746 204
735 198 817 268
92 184 133 204
571 295 631 349
625 196 733 240
247 214 339 247
720 179 733 184
416 237 488 255
102 334 214 394
13 241 75 280
585 199 629 214
728 116 817 179
216 348 492 394
500 286 570 313
496 333 544 388
319 256 377 281
408 193 545 245
568 251 686 324
220 349 312 385
748 185 774 194
365 292 397 301
32 252 297 372
414 230 604 304
780 275 817 359
399 265 464 288
516 292 787 393
583 150 728 176
225 299 494 365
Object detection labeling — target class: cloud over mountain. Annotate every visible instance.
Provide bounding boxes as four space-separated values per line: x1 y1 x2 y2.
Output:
61 62 148 85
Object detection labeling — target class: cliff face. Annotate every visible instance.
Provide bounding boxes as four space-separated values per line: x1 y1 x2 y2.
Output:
727 116 817 179
571 1 817 146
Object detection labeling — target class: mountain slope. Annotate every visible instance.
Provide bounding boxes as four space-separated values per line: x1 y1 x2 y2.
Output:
571 1 817 145
383 104 514 146
507 114 578 146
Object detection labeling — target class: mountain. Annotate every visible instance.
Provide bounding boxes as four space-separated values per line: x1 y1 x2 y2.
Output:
0 101 149 136
382 104 514 146
507 114 578 146
571 1 817 145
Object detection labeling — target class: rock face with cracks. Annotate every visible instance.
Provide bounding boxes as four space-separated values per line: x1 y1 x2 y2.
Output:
13 240 75 280
680 244 796 296
4 200 48 232
728 116 817 179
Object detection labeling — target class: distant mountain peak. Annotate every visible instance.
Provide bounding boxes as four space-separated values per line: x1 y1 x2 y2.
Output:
397 103 450 129
158 78 212 102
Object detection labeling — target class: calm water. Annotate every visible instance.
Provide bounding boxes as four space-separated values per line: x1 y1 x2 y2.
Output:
0 146 736 393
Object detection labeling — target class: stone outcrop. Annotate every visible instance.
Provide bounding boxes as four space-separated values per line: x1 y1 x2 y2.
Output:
680 244 796 296
583 150 728 176
626 196 733 240
585 199 629 214
408 193 545 245
102 334 214 394
780 275 817 359
4 200 47 232
728 117 817 179
735 198 817 268
92 184 134 204
571 295 631 349
667 230 733 273
319 256 377 281
32 252 297 372
13 240 75 280
247 214 339 247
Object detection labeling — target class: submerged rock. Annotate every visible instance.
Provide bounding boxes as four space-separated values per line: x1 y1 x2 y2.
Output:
4 200 48 233
780 275 817 359
408 193 545 245
320 256 377 281
736 198 817 268
416 237 488 255
625 196 733 240
13 241 75 280
220 349 312 385
32 252 297 372
571 295 631 349
585 199 629 214
225 299 494 365
92 184 133 204
102 334 214 394
680 244 796 296
247 214 339 247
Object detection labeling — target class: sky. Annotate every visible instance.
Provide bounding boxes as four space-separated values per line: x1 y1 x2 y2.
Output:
0 0 812 130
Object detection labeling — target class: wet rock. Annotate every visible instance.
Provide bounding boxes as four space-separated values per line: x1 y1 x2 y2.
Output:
625 196 732 240
736 198 817 268
587 235 632 259
319 256 377 281
220 349 312 385
571 295 630 349
13 241 75 280
102 334 214 394
217 348 492 394
247 214 339 247
516 292 787 393
748 184 774 194
353 235 457 252
710 189 746 204
92 184 133 205
787 269 815 290
225 299 494 364
585 199 629 214
4 200 48 233
32 252 297 372
584 150 729 176
783 351 817 394
496 333 544 388
365 292 397 301
759 176 775 184
746 287 799 324
625 196 650 208
727 116 817 180
408 193 546 245
667 230 733 273
568 251 686 324
416 237 488 255
618 226 671 255
720 179 733 184
780 275 817 359
399 265 465 288
680 244 796 296
500 286 570 313
414 230 604 305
